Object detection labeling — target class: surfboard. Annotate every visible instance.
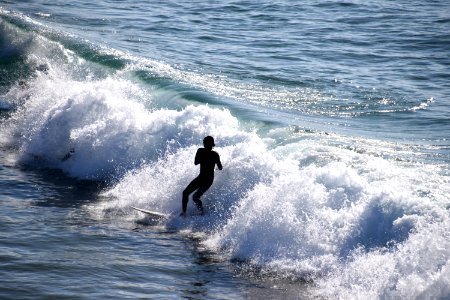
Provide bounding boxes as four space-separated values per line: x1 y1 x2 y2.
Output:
131 206 169 219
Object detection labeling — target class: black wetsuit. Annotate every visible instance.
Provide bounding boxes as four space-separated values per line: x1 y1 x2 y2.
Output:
182 147 222 214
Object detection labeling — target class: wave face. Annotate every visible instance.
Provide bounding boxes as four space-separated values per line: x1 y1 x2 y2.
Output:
1 5 449 299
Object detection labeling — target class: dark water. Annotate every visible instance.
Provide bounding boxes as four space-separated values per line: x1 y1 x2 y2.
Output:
1 1 449 299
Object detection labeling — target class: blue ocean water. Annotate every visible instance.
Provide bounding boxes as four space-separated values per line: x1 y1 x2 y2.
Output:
0 1 449 299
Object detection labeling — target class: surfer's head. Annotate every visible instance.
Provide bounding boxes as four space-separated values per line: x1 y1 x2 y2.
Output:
203 136 215 149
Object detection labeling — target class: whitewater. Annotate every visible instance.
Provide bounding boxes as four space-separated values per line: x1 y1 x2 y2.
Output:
1 1 449 299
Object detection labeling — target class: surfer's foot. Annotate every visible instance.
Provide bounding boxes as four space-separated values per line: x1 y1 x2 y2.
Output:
179 212 186 218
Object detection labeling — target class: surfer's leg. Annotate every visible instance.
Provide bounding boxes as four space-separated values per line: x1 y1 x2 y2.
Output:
192 191 203 213
182 177 201 214
192 181 212 215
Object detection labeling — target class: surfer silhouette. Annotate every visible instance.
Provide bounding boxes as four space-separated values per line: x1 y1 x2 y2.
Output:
181 136 222 217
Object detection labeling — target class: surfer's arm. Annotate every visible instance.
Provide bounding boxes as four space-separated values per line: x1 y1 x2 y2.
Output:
194 148 203 165
216 153 223 170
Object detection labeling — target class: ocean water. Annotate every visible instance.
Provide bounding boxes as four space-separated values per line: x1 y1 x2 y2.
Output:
0 0 449 299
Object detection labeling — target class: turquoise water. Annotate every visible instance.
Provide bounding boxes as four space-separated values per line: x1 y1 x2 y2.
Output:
1 1 449 299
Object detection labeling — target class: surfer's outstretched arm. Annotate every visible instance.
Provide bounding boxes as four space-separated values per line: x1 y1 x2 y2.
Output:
216 156 222 170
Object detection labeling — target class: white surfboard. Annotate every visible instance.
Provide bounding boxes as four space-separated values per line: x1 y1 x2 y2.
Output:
131 206 169 220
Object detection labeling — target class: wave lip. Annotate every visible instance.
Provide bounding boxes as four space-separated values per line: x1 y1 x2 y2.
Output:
7 70 241 180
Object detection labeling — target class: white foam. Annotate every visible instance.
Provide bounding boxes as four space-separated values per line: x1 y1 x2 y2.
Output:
201 142 450 298
4 63 244 179
95 116 450 298
98 133 272 216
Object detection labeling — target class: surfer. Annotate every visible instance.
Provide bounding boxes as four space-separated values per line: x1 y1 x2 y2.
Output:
181 136 222 217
